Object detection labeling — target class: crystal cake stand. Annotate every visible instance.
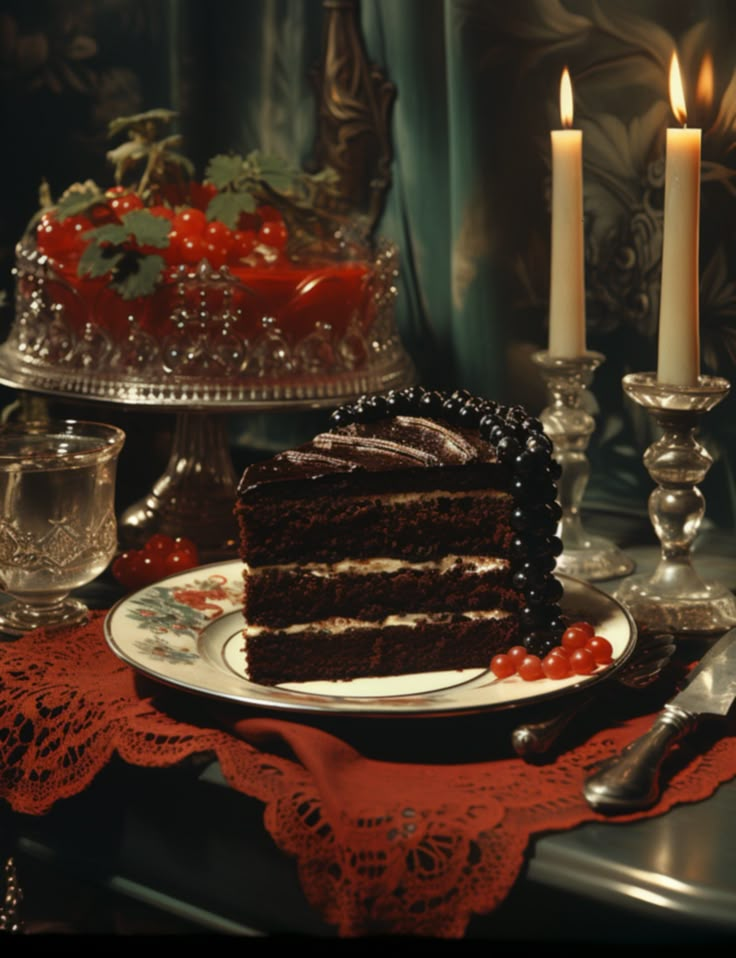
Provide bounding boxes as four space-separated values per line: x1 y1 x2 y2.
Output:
1 247 416 560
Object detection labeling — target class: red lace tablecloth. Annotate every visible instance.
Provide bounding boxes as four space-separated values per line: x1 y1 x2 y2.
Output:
1 612 735 938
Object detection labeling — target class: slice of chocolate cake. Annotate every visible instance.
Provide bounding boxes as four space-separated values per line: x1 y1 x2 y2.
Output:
235 387 564 686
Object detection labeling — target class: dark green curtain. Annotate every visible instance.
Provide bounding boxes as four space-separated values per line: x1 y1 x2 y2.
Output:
2 0 736 529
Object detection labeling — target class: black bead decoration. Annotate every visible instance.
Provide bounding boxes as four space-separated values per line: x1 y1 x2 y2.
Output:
328 385 565 651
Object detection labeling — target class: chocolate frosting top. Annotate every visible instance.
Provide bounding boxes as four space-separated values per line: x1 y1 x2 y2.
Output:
238 415 497 494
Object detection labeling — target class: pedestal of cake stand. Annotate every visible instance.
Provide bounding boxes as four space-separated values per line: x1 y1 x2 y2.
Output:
117 410 240 562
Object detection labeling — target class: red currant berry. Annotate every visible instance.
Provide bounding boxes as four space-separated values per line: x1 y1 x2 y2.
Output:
149 204 176 223
179 233 207 264
205 241 231 269
568 620 595 637
490 654 516 679
229 229 258 262
569 647 597 675
171 536 198 563
143 533 177 555
164 549 199 575
109 192 144 218
586 635 614 664
542 651 572 679
258 219 288 250
507 645 528 667
112 550 149 591
174 207 207 235
257 204 283 222
562 625 592 653
518 654 544 681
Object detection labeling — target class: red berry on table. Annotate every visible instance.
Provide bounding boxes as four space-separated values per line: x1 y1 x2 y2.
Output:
112 534 201 592
139 551 167 582
172 536 198 563
518 654 545 681
143 533 176 555
164 549 199 575
586 635 614 664
491 653 516 679
111 550 149 591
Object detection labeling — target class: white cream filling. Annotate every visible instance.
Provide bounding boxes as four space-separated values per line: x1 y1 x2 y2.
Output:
244 608 511 638
245 554 510 577
353 489 509 504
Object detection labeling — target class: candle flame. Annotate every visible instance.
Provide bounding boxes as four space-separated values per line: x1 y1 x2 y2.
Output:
669 51 688 125
696 52 714 110
559 67 574 128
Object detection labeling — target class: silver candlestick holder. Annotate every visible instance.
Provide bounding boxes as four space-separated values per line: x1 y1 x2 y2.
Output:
532 350 635 581
613 372 736 636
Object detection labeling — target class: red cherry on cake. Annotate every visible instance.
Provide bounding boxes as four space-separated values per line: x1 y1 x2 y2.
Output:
109 192 144 218
258 219 288 251
229 229 258 263
179 233 208 265
189 181 217 210
149 204 176 223
37 212 91 254
172 207 207 238
203 220 234 268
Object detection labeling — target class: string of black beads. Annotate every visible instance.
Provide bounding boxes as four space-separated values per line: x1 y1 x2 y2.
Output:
330 386 566 655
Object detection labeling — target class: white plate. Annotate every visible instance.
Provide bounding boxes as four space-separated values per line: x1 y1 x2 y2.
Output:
104 560 637 717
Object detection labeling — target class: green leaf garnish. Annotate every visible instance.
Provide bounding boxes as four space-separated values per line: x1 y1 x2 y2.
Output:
206 191 257 228
120 209 171 247
115 253 166 300
78 243 123 280
205 154 246 190
56 183 106 221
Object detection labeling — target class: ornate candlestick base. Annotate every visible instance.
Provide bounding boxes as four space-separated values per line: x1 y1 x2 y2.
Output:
533 350 635 582
614 372 736 636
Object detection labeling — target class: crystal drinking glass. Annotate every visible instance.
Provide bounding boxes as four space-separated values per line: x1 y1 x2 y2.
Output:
0 419 125 634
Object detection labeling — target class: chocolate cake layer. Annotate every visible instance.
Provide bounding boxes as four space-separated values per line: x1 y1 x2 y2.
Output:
239 487 515 566
243 556 518 628
243 614 519 686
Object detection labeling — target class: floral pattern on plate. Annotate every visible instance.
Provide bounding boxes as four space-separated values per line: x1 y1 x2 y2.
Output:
122 568 243 666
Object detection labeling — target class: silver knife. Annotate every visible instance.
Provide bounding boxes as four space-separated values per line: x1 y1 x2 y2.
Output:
583 626 736 814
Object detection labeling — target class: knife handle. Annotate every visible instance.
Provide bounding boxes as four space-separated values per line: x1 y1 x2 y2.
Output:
583 705 697 813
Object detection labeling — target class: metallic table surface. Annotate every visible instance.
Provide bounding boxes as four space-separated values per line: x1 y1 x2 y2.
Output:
526 534 736 934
